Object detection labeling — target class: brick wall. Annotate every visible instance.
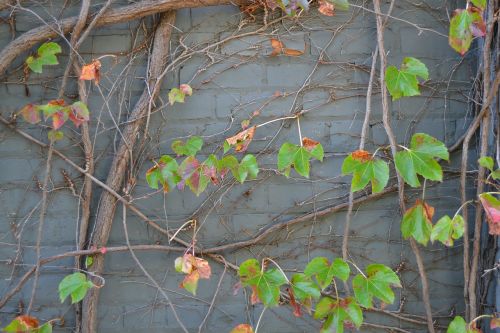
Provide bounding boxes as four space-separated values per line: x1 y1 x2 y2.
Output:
0 1 478 332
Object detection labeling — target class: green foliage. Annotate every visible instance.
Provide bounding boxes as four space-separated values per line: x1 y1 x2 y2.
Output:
276 0 309 16
395 133 449 187
58 272 94 304
470 0 486 10
290 273 321 301
342 150 389 193
479 156 500 180
304 257 350 289
277 140 324 178
431 214 464 247
352 264 401 308
446 316 482 333
26 42 61 73
172 136 203 156
449 7 486 56
314 297 362 333
238 259 288 306
401 200 434 246
385 57 428 100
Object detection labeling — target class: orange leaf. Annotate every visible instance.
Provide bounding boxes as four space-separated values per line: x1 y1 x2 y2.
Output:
418 199 435 221
302 137 320 151
47 99 66 106
351 150 372 163
270 38 304 57
270 38 284 56
16 315 39 329
283 48 304 56
226 126 256 152
318 0 336 16
80 59 101 84
180 269 200 295
231 324 254 333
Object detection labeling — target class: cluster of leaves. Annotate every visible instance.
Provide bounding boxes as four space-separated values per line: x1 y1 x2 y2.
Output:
146 136 259 196
168 84 193 105
265 0 349 17
449 0 486 55
26 42 61 74
19 100 90 140
3 315 52 333
175 254 211 295
235 257 400 333
385 57 429 101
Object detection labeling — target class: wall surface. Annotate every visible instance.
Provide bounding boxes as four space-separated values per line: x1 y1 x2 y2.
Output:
0 0 481 332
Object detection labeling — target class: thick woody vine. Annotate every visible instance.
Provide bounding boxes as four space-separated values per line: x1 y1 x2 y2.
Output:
0 0 498 333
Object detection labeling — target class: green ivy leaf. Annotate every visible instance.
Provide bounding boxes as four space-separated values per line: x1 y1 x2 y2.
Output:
236 154 259 183
290 273 321 301
470 0 486 10
479 156 494 171
431 214 464 247
58 272 94 304
238 259 287 306
304 257 350 289
26 42 62 73
342 150 389 193
447 316 467 333
352 264 401 308
401 200 434 246
278 139 324 178
449 8 486 56
315 297 362 332
395 133 449 187
171 136 203 156
146 155 180 192
37 322 53 333
385 57 428 100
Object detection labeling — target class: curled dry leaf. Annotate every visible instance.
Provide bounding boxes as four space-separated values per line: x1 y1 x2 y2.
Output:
80 59 101 84
226 126 256 152
302 137 320 151
270 38 305 57
318 0 335 16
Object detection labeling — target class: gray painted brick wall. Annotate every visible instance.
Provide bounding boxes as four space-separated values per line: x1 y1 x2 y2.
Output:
0 1 478 332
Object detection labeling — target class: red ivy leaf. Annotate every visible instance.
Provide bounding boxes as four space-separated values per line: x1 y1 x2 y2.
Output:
19 104 41 124
479 193 500 235
287 287 302 317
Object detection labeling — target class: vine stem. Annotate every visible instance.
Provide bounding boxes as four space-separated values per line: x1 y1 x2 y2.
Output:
27 140 54 313
254 307 267 333
297 116 303 145
372 0 435 331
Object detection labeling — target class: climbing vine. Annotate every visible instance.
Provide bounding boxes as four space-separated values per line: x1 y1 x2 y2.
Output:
0 0 498 332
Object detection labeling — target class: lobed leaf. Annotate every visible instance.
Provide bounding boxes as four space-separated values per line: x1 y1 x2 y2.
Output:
401 200 434 246
352 264 401 308
395 133 449 187
26 42 61 73
431 215 464 246
342 150 389 193
385 57 428 100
